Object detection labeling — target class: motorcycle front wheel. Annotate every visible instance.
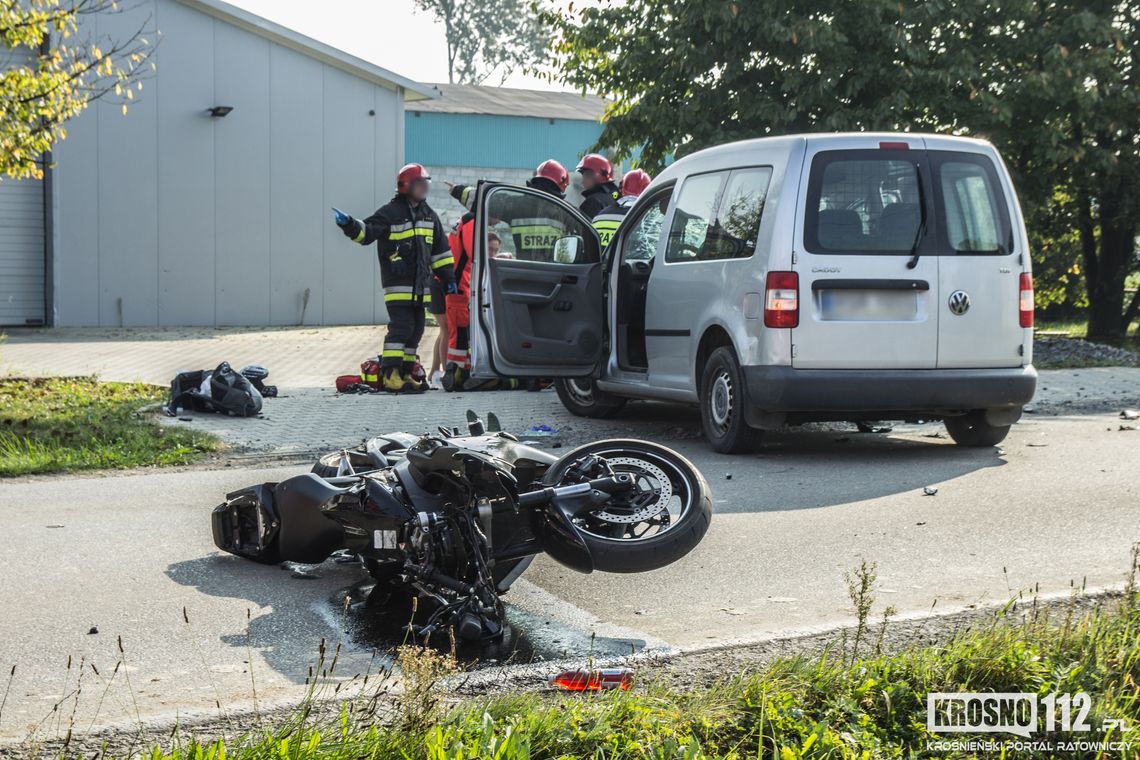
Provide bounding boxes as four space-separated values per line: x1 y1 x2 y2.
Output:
542 440 713 573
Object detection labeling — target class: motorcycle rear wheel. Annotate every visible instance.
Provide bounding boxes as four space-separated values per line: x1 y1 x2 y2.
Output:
542 440 712 573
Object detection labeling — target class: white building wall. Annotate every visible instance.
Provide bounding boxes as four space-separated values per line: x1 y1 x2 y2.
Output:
52 0 405 326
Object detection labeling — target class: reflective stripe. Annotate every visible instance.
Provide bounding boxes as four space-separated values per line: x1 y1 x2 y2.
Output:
389 227 434 243
431 255 454 270
460 186 473 208
382 349 404 358
384 285 414 295
383 341 404 350
353 224 366 243
384 292 415 302
593 216 623 247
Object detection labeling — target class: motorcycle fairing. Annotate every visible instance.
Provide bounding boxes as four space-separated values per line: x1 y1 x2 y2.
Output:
275 474 349 564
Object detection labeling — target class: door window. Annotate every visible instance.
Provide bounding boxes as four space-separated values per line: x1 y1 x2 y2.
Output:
664 173 725 263
620 193 668 261
486 187 599 264
716 167 773 259
937 160 1008 253
805 153 923 254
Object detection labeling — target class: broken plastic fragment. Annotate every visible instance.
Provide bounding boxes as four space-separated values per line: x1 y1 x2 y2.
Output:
549 668 633 691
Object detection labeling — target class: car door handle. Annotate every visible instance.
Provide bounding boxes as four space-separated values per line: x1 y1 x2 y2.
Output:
502 283 562 304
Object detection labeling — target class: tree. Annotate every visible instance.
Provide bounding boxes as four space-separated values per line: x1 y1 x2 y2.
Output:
412 0 548 85
547 0 1140 338
928 0 1139 339
1 0 153 181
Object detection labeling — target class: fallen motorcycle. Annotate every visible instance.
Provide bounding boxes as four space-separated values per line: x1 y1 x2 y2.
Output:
211 412 712 643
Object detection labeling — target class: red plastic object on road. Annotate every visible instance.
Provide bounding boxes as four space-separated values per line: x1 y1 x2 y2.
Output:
548 668 634 691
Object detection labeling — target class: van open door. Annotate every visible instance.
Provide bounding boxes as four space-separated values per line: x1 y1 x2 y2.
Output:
469 182 606 379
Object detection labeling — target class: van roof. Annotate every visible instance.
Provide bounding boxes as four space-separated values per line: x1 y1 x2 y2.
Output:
654 132 995 184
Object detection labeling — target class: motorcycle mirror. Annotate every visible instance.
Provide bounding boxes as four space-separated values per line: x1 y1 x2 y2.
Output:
466 409 485 436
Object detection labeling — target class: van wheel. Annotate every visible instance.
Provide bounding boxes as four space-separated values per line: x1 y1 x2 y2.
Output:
943 412 1010 447
700 347 764 453
554 378 627 418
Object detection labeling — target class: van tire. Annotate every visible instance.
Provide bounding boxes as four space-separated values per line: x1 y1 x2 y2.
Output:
700 347 764 453
943 412 1010 447
554 378 627 419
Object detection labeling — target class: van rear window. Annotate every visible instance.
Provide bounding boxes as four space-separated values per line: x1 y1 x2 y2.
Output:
803 149 1013 256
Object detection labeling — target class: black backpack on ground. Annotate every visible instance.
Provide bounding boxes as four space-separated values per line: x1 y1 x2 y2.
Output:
166 361 263 417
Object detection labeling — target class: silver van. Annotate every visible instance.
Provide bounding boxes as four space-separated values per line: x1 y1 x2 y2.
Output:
467 133 1037 453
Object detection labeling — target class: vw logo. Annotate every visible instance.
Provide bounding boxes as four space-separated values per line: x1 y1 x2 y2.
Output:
948 290 971 315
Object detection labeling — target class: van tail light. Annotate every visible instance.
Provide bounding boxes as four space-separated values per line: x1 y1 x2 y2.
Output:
1019 273 1034 328
764 271 799 328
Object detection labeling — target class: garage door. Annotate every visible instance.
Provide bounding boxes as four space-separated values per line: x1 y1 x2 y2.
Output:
0 43 46 327
0 176 46 326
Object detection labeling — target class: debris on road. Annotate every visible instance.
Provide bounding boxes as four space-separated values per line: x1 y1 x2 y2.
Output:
549 667 634 691
1121 409 1139 420
923 486 938 496
87 626 98 635
524 424 560 437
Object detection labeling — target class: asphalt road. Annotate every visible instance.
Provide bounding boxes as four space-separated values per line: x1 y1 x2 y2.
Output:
0 411 1137 740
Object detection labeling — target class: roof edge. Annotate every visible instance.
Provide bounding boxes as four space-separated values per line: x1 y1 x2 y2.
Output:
174 0 437 101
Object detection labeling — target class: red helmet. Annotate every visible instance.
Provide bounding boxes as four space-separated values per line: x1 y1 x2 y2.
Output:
396 163 430 194
534 159 570 193
576 153 613 182
620 169 652 198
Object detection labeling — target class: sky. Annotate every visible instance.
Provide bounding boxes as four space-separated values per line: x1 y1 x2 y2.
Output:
229 0 569 91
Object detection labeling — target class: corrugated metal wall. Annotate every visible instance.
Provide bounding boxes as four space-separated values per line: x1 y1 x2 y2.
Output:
405 111 604 170
0 45 46 326
52 0 405 326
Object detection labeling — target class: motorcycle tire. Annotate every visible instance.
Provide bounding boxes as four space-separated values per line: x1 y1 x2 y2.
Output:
541 439 712 574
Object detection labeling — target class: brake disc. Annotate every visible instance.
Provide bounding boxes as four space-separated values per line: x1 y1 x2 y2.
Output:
589 456 673 524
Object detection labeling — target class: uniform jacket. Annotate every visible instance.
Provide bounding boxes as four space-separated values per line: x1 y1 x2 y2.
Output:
579 181 620 219
347 194 455 303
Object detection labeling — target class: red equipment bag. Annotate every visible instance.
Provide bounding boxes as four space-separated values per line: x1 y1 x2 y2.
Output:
336 374 363 392
360 358 382 388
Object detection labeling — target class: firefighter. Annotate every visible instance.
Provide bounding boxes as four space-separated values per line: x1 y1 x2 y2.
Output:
591 168 652 248
576 153 620 219
447 159 571 262
333 163 456 393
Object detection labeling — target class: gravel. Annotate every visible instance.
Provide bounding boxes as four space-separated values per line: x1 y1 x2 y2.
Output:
1034 337 1140 368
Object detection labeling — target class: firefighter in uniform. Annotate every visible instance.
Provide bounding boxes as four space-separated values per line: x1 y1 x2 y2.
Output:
576 153 620 219
591 168 652 249
448 159 571 262
333 163 456 393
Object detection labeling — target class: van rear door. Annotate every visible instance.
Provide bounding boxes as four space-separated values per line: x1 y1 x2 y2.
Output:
792 138 939 369
924 139 1026 368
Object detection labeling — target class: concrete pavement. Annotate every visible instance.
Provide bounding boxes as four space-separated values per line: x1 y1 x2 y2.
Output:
3 326 1139 456
1 412 1137 738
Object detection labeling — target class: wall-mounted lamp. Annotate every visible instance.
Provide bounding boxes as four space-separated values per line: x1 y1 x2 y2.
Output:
208 106 234 118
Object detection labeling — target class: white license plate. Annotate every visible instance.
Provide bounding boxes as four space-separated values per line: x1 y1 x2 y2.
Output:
818 290 919 321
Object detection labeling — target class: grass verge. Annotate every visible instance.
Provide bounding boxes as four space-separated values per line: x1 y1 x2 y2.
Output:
89 560 1140 759
0 377 220 477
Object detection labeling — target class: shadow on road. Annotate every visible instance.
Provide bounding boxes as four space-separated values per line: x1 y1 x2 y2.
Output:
165 554 367 685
